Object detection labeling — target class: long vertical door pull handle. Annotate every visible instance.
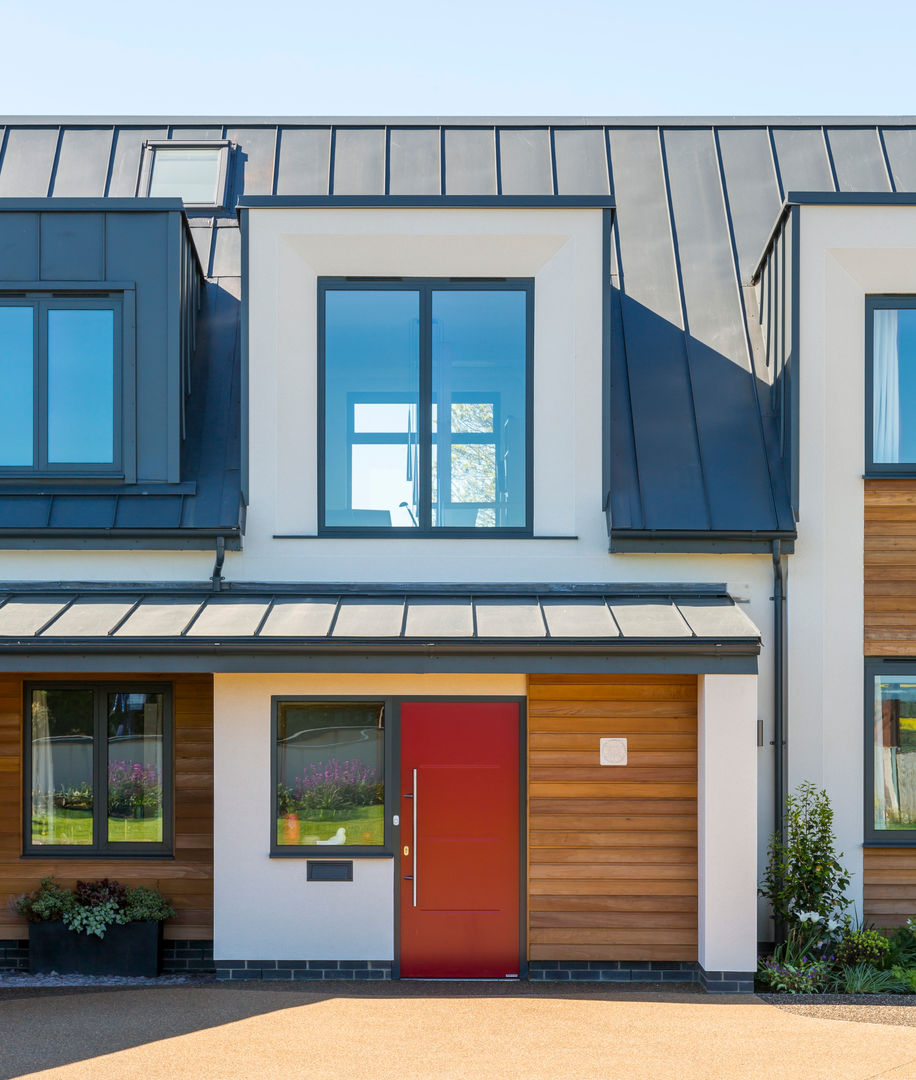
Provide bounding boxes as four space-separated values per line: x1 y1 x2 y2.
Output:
412 768 418 907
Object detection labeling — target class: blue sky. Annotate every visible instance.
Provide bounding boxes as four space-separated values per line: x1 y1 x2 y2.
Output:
1 0 915 117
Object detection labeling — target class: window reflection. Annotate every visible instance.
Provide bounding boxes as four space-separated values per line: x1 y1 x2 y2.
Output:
874 677 916 831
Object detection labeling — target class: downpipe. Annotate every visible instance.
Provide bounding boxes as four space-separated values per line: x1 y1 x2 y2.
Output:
772 538 787 940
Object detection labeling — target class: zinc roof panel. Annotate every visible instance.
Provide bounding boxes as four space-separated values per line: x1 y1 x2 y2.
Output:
332 128 385 196
474 599 545 638
676 600 759 639
115 598 205 637
553 128 609 196
771 127 834 195
332 598 405 637
827 127 890 192
39 597 136 636
275 128 331 195
50 128 113 197
0 597 70 636
498 128 553 195
443 128 496 195
404 599 473 638
388 128 440 196
608 600 691 638
0 128 58 196
186 598 269 637
541 600 618 638
259 598 338 637
881 127 916 191
107 127 168 197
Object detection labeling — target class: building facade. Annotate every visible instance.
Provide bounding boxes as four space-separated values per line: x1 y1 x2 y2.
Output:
0 118 912 991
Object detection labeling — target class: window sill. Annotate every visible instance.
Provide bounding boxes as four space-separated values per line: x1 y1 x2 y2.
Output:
20 852 175 860
862 839 916 847
269 850 393 859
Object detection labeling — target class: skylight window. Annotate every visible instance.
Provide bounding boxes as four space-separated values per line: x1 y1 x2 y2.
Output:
142 141 230 210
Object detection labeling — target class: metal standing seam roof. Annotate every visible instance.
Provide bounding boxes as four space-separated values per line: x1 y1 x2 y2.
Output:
1 118 915 543
0 585 759 651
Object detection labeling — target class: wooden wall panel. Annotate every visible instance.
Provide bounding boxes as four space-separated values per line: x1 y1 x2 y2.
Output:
0 673 213 941
864 848 916 927
527 674 698 963
864 480 916 655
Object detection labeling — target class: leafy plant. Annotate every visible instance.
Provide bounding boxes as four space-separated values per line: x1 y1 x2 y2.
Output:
107 761 162 817
12 877 174 939
760 782 851 929
888 918 916 969
835 928 891 969
838 963 910 994
757 957 832 993
278 759 381 816
890 965 916 992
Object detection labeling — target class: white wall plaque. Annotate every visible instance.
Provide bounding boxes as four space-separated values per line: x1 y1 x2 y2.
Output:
600 737 627 766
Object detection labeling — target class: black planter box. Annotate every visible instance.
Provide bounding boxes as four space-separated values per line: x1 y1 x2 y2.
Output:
28 920 162 976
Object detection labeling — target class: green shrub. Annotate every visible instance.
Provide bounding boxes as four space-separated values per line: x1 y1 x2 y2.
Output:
757 956 832 993
888 919 916 968
835 928 891 969
890 965 916 992
760 782 851 928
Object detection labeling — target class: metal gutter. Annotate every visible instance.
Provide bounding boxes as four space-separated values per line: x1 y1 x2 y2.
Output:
610 529 796 554
237 195 614 213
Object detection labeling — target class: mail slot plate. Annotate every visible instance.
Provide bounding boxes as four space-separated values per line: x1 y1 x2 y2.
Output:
307 860 354 882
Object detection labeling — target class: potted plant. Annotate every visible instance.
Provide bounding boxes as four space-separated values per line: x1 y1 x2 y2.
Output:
13 877 175 976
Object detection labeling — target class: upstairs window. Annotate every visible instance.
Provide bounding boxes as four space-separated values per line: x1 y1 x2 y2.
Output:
868 297 916 472
319 279 532 535
0 295 122 474
144 141 230 210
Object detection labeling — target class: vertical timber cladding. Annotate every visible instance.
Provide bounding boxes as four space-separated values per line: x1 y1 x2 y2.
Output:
527 674 698 962
0 673 213 942
864 479 916 921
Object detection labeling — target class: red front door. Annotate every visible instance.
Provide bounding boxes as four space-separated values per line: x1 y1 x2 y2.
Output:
399 701 520 978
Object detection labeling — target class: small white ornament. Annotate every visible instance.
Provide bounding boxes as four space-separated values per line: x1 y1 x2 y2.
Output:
599 738 628 766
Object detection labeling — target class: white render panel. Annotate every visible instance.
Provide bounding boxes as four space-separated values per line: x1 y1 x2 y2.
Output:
789 204 916 920
212 672 526 962
698 673 758 974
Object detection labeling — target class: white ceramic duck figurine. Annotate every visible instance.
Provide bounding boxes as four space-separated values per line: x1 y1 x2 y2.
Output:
316 827 346 846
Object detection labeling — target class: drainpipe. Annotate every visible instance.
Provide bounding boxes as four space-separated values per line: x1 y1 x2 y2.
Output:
211 536 226 592
772 538 787 940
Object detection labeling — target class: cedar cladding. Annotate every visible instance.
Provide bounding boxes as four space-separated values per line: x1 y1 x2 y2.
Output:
526 674 698 962
0 672 213 942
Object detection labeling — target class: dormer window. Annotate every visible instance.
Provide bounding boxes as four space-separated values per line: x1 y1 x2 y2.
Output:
142 141 230 211
0 295 121 473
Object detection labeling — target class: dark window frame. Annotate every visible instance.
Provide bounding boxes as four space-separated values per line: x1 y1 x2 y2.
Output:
23 681 174 857
317 277 535 538
865 295 916 476
0 290 132 480
140 140 231 212
270 695 393 858
865 659 916 846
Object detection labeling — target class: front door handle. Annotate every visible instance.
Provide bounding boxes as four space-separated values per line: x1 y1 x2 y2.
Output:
412 768 418 907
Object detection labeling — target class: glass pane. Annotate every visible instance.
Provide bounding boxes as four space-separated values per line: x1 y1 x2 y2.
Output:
30 689 94 846
276 701 384 847
873 308 916 463
432 290 527 527
0 307 33 465
149 148 221 204
107 693 164 844
874 676 916 831
324 291 419 528
48 308 114 464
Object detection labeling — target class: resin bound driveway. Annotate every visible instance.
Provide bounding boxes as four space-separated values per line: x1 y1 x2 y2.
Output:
2 982 916 1080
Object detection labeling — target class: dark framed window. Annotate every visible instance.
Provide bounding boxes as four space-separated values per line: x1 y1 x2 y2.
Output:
24 683 172 856
0 294 123 475
318 279 533 536
271 698 390 856
866 661 916 844
142 141 231 211
866 296 916 474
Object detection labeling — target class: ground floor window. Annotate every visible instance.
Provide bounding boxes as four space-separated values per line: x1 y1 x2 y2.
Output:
272 699 386 853
869 667 916 840
25 683 171 854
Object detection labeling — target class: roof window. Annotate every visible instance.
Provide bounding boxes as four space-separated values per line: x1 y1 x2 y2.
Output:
142 141 230 210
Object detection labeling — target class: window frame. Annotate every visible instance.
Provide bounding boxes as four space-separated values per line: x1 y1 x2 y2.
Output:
865 660 916 845
0 289 132 479
140 140 231 212
865 295 916 476
317 277 535 538
270 695 393 858
23 681 174 857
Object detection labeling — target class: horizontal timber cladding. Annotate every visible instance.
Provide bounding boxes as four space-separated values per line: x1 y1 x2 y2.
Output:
0 672 213 942
526 674 698 962
864 480 916 655
864 848 916 927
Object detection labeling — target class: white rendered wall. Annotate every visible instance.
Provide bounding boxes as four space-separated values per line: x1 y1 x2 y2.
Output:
698 674 758 973
212 672 525 961
789 204 916 919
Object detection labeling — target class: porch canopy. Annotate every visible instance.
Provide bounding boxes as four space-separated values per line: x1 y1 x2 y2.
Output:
0 583 760 674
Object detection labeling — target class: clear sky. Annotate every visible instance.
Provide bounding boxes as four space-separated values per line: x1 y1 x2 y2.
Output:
0 0 914 117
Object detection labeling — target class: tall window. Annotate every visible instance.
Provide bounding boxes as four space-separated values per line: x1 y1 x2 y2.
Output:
868 298 916 471
868 666 916 843
0 296 121 474
273 699 386 853
25 684 171 854
319 280 532 534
